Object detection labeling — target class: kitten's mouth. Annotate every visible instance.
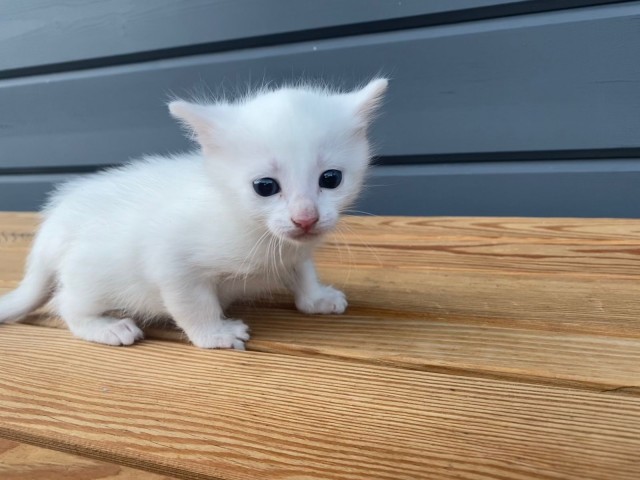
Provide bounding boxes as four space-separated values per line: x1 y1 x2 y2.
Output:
287 230 322 242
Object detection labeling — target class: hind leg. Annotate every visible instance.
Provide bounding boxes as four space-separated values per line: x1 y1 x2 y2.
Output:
56 289 143 346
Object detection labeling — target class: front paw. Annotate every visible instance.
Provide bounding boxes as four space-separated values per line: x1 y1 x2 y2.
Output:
296 286 347 314
188 319 250 350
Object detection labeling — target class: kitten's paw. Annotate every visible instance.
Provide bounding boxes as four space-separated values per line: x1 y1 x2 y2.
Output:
296 286 347 315
75 317 144 346
189 319 250 350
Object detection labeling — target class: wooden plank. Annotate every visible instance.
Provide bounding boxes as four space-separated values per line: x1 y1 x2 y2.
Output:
0 438 175 479
0 324 639 480
137 305 640 392
1 213 639 392
14 293 640 392
339 215 640 242
0 211 39 233
304 269 640 336
317 215 640 277
1 4 640 170
6 212 640 277
0 0 530 73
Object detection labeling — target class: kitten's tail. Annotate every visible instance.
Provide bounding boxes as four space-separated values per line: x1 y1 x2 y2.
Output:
0 228 57 324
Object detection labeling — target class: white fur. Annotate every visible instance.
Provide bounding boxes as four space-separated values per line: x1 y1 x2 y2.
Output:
0 79 388 349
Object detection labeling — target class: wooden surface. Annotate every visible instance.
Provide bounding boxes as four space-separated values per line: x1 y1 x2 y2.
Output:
0 212 639 479
0 439 175 479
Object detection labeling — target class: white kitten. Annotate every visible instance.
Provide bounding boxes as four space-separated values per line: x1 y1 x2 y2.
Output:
0 79 388 349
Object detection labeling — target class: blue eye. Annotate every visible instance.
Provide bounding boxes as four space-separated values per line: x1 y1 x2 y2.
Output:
253 178 280 197
319 170 342 189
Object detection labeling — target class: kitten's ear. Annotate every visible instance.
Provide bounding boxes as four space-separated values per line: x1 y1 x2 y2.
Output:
349 78 389 131
168 100 219 153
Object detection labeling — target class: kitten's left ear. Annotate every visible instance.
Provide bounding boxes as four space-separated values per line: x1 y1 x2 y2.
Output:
168 100 221 154
349 78 389 130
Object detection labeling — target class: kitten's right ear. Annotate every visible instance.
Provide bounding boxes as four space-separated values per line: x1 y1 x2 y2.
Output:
168 100 219 153
352 78 388 117
348 78 389 134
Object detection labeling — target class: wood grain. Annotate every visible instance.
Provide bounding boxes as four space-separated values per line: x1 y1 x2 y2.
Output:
5 213 640 277
1 213 640 392
321 216 640 278
1 324 639 480
1 213 640 478
0 438 175 479
16 303 640 393
236 307 640 391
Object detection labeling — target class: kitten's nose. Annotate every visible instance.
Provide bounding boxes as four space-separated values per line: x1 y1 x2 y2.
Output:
291 215 319 233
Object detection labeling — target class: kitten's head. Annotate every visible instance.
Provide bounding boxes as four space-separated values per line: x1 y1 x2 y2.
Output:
169 79 388 244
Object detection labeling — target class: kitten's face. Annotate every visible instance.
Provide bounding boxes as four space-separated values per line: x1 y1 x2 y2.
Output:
169 79 387 244
242 138 368 244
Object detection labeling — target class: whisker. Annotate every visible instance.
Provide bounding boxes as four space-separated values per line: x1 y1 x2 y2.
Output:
278 235 285 272
266 235 276 297
339 221 383 268
239 229 271 294
275 236 287 288
332 225 354 287
343 209 381 217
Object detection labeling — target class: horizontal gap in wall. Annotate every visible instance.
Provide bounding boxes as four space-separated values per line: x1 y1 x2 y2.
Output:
0 165 119 176
372 148 640 166
0 0 630 80
1 148 639 176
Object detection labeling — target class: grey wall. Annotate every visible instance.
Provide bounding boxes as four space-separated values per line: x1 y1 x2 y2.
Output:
1 0 639 216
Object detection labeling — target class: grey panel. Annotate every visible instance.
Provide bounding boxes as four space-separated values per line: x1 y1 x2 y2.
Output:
359 160 640 217
0 174 70 211
0 0 537 72
2 160 639 218
1 3 639 170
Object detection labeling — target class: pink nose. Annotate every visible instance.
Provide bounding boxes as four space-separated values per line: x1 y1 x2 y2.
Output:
291 216 319 233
